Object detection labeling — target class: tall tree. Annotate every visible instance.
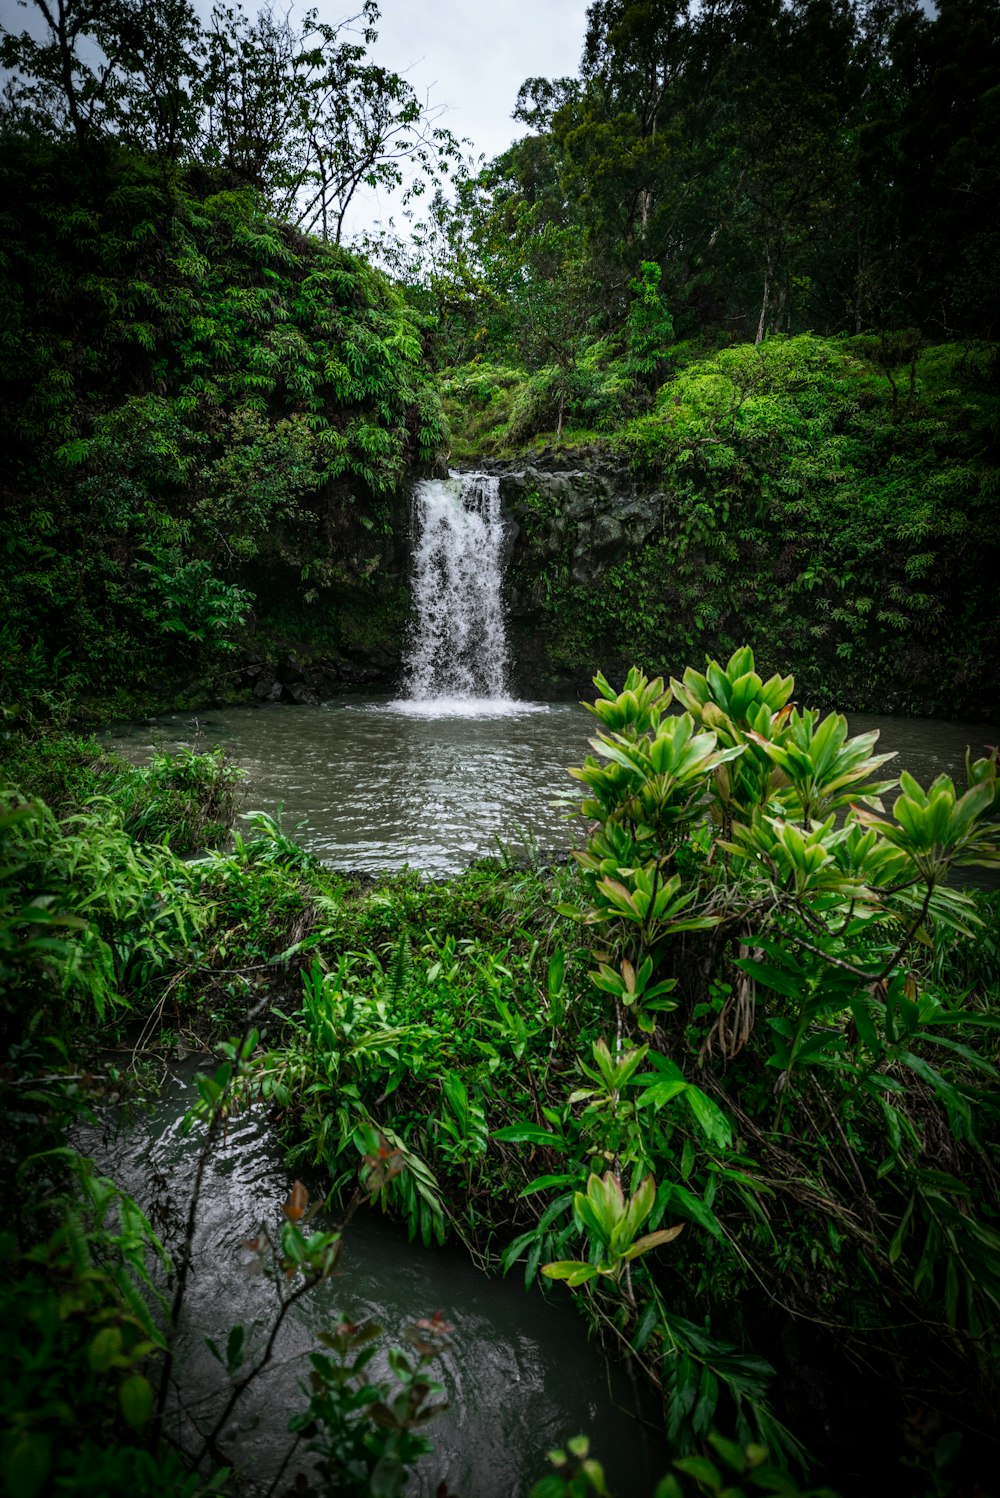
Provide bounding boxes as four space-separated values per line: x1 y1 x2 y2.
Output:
0 0 202 153
430 0 1000 347
199 3 460 242
1 0 460 242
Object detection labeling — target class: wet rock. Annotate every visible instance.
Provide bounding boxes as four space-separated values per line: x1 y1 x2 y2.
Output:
497 466 665 590
232 458 665 708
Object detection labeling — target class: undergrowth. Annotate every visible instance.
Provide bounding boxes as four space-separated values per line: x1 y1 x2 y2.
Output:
2 680 999 1496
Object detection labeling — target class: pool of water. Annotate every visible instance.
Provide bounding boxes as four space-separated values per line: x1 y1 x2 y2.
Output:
106 698 998 877
108 697 584 874
83 1065 662 1496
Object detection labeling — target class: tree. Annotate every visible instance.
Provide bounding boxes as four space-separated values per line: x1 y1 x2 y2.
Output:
0 0 203 153
199 2 461 242
0 0 460 242
413 0 1000 349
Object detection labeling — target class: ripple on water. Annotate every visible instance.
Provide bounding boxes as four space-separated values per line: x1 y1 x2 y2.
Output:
379 695 551 719
106 697 588 874
81 1066 662 1497
105 698 998 879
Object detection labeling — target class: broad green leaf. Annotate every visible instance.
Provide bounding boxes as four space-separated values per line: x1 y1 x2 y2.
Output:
623 1225 685 1260
119 1373 154 1428
541 1260 599 1285
685 1087 733 1149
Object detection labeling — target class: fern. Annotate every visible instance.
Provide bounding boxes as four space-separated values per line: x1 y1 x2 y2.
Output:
382 933 414 1013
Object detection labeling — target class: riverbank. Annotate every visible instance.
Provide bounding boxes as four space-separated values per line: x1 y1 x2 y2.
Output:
4 658 1000 1497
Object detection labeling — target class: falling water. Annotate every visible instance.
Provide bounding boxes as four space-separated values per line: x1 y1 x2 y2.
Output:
402 472 512 705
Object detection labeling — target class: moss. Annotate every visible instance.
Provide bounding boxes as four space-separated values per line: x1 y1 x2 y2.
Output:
502 336 999 715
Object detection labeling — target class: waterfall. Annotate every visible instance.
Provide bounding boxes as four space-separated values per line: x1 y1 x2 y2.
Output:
402 472 511 703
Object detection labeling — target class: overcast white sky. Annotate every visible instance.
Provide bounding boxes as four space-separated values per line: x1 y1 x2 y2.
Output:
338 0 590 236
0 0 590 235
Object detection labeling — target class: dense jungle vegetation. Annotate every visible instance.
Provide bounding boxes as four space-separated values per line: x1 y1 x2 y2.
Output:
498 335 999 714
413 0 1000 712
0 133 446 720
2 0 1000 1494
1 0 998 718
3 657 1000 1496
0 0 457 721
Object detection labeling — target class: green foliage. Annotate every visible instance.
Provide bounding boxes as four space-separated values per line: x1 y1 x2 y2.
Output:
480 653 1000 1481
623 262 674 384
0 794 202 1039
0 734 243 851
292 1313 452 1496
502 335 999 715
530 1433 837 1498
0 133 445 719
529 1435 612 1498
0 1150 205 1498
138 554 252 653
0 738 249 1061
112 748 245 852
542 1169 684 1285
539 656 1000 1429
440 352 634 453
407 0 1000 359
4 680 1000 1494
439 361 525 455
659 1433 839 1498
504 360 629 445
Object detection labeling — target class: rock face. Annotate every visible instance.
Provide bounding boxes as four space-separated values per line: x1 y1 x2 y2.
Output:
490 464 668 697
236 456 996 716
233 621 407 705
231 485 414 703
499 468 662 585
238 459 663 703
237 460 670 702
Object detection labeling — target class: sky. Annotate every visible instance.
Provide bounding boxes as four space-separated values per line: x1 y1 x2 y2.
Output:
0 0 591 237
335 0 590 235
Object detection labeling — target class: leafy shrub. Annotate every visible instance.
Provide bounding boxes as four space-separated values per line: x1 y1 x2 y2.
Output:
503 358 632 443
0 795 202 1039
113 748 245 851
501 333 999 715
236 652 1000 1482
0 134 446 718
0 1157 186 1498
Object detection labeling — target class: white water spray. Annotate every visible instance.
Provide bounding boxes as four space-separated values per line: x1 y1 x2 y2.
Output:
401 472 514 708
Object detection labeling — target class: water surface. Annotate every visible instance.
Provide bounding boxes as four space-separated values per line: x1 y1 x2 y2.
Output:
85 1066 660 1496
107 699 997 876
109 697 584 874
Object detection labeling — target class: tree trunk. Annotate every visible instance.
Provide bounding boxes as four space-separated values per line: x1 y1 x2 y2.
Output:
755 272 770 344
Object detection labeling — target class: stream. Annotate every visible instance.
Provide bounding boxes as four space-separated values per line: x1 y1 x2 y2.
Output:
87 1062 661 1496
